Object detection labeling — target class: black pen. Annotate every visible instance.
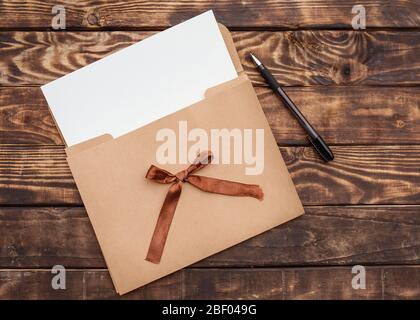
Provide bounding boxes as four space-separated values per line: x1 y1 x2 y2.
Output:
250 53 334 162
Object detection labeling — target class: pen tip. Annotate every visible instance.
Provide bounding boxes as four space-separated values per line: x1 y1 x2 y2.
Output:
249 53 262 66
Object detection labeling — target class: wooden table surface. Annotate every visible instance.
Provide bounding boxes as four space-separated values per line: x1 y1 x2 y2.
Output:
0 1 419 300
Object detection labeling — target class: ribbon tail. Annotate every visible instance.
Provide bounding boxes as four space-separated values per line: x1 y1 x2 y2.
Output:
188 175 264 201
146 182 182 264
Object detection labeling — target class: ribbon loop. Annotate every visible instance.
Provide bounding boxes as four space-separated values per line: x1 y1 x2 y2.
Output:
145 150 263 264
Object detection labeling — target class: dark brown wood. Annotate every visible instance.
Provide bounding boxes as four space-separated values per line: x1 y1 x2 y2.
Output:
236 31 420 86
0 268 182 299
282 267 384 299
1 145 419 206
285 145 420 205
2 31 420 86
0 0 418 301
2 86 419 146
0 206 419 268
383 267 420 299
1 1 419 30
0 87 62 145
1 266 418 299
0 145 81 205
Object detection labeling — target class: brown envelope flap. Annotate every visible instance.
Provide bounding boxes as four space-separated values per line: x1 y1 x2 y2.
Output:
205 74 248 98
218 23 244 75
66 134 113 157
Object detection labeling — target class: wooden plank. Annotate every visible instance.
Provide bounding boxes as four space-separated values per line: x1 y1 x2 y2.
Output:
1 31 420 86
2 86 419 146
0 146 81 205
383 267 420 299
1 266 419 299
0 206 419 268
0 87 62 145
282 267 384 299
1 145 419 206
0 268 182 299
236 30 420 86
0 1 419 30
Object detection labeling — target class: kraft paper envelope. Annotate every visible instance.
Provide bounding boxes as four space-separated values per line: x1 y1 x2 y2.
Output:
63 25 304 295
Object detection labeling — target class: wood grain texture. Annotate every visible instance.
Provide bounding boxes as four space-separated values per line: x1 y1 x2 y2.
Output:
2 30 420 86
1 145 419 206
1 266 418 299
0 206 419 268
2 86 419 146
383 267 420 299
236 30 420 86
0 87 62 144
0 146 81 205
1 0 419 30
0 268 182 300
1 0 419 301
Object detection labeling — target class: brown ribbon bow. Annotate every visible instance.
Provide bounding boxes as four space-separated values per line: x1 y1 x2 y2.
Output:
145 150 264 264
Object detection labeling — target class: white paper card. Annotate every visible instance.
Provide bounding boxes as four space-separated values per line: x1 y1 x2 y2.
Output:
41 10 237 146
